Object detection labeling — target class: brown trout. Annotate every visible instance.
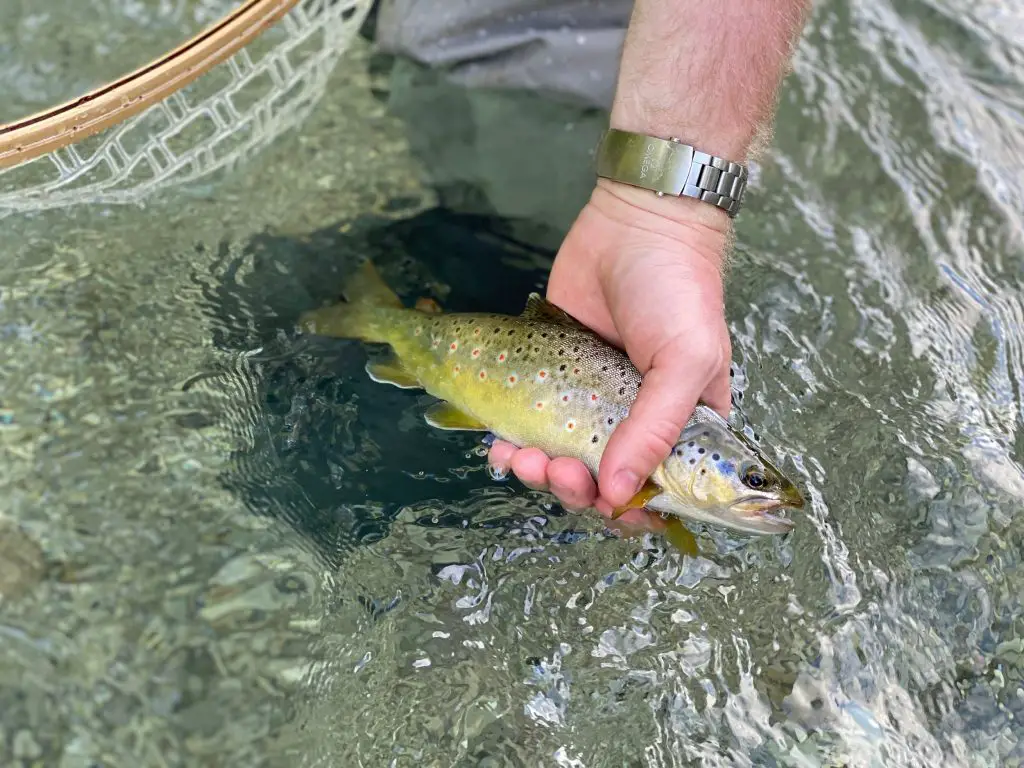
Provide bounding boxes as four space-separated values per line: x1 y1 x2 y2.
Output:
299 261 805 535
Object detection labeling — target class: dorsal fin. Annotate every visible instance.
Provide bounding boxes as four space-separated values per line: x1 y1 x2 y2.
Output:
342 260 403 308
519 293 591 330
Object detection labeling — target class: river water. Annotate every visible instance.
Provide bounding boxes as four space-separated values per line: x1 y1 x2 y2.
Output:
1 1 1023 766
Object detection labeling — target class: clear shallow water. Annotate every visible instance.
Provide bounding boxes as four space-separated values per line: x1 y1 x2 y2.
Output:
0 0 239 122
2 0 1024 766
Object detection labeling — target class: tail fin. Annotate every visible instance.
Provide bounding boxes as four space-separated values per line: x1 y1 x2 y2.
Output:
299 261 403 343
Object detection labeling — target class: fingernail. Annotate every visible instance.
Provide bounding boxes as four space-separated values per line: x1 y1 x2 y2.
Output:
613 470 641 501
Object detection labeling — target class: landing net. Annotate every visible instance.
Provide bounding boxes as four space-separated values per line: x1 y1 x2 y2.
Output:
0 0 373 219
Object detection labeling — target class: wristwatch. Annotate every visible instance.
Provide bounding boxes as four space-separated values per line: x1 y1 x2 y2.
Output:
595 128 748 217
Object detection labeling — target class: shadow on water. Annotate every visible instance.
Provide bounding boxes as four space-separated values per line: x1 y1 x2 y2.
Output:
189 206 577 569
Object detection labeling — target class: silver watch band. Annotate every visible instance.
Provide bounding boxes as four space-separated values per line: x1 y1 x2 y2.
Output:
594 128 749 217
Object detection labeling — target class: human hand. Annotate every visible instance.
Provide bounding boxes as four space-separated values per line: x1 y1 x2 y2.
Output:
487 179 733 528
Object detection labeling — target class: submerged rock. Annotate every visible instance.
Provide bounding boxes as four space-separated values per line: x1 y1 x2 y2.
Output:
0 519 45 600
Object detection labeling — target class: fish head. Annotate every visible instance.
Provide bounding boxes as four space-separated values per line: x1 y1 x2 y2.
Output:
651 406 805 535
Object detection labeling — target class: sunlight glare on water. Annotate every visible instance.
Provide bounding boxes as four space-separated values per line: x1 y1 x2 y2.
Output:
1 0 1024 766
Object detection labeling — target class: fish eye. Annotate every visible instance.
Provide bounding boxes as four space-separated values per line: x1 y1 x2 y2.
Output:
742 465 769 490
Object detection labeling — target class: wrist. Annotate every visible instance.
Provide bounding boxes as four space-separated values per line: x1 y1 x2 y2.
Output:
590 178 730 271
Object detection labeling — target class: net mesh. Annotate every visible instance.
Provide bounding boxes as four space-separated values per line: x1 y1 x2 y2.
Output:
0 0 373 219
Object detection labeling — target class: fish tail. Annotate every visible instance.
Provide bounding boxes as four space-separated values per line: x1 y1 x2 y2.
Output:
299 261 404 344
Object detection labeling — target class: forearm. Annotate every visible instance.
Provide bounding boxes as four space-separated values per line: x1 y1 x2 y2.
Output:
591 0 810 240
611 0 811 160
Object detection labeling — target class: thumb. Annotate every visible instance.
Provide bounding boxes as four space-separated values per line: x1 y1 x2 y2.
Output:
597 349 717 508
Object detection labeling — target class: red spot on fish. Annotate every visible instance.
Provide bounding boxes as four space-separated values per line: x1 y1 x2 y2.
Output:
449 342 457 352
535 401 544 410
508 375 517 384
479 370 487 380
562 395 569 402
474 328 481 336
498 353 506 362
538 370 547 379
573 368 581 375
590 393 598 402
566 420 575 431
472 348 481 358
453 365 461 373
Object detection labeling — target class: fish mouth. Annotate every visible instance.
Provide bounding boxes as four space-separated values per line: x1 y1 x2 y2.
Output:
648 485 805 536
728 491 805 534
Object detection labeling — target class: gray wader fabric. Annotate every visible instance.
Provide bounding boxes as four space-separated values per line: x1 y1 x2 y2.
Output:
373 1 633 239
374 0 632 111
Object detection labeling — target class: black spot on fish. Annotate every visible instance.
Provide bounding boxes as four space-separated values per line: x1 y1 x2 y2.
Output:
688 441 695 447
618 387 625 395
516 347 523 353
698 448 705 454
493 328 501 334
573 346 579 353
541 333 548 338
557 350 564 356
559 364 567 372
712 453 719 460
527 333 534 339
559 332 566 338
689 459 696 465
703 431 710 437
601 366 608 372
508 329 515 336
607 418 614 425
591 435 599 444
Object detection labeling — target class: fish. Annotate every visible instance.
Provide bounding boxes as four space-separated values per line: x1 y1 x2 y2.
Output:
299 261 805 536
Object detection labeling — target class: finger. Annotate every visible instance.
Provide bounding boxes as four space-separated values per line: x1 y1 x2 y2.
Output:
487 440 518 474
702 352 733 418
510 447 551 491
598 355 713 507
547 457 598 510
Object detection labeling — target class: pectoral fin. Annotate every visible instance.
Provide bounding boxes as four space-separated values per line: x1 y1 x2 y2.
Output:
424 402 488 431
609 479 663 520
662 517 699 557
366 358 420 389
